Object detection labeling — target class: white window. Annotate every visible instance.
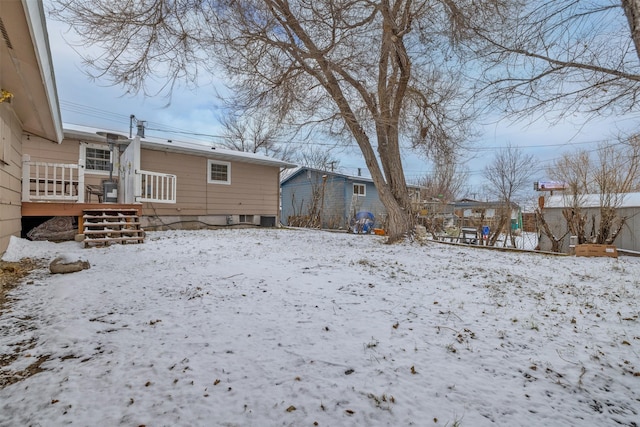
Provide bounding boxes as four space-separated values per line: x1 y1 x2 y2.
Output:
208 159 231 185
353 183 366 197
81 142 117 176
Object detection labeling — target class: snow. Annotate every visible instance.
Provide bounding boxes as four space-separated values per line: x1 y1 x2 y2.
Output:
1 228 639 426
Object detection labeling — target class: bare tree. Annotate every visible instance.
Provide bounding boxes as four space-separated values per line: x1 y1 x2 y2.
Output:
483 144 536 246
295 145 340 172
219 110 295 161
548 150 591 196
467 1 640 121
545 134 640 245
50 0 501 241
419 148 468 202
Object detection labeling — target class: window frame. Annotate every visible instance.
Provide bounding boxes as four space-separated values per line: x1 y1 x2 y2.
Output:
353 183 366 197
207 159 231 185
239 214 254 223
80 142 117 176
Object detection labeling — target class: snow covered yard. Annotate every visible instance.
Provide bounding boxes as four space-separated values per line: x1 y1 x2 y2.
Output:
1 228 639 426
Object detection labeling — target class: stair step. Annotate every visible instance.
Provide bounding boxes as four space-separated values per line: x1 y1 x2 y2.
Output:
83 215 139 220
84 237 145 247
83 229 144 236
84 221 140 228
82 208 145 247
83 208 139 213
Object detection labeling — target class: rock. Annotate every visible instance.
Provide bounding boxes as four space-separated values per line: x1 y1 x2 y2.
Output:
49 257 90 274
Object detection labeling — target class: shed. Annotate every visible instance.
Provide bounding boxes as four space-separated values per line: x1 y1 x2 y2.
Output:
538 193 640 253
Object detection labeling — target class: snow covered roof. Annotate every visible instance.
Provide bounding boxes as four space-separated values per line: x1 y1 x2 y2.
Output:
63 123 297 169
280 166 422 189
544 192 640 208
280 166 375 185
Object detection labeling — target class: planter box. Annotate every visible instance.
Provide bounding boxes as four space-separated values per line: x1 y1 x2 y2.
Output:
575 244 618 258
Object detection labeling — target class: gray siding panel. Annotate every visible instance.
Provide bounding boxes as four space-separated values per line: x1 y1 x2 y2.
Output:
540 206 640 253
281 169 389 230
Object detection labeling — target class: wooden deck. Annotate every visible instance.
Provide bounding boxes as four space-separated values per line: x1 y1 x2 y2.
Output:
22 202 142 217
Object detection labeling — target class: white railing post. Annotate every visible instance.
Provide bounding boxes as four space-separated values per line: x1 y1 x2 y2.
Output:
23 160 81 202
78 156 85 203
136 169 177 203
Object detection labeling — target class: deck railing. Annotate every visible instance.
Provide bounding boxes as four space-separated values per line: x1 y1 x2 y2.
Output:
138 169 177 203
22 157 85 202
22 156 176 204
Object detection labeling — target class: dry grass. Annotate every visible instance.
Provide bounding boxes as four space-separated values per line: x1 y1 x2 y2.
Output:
0 258 49 389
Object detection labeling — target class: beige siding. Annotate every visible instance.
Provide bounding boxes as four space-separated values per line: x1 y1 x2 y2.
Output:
22 134 77 163
0 105 24 254
140 148 280 217
17 136 282 232
23 136 112 188
140 149 206 215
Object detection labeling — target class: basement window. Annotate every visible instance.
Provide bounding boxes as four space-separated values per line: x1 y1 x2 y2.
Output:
239 215 254 223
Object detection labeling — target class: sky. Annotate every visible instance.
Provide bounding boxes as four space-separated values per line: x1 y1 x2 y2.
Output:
1 228 640 426
42 2 640 192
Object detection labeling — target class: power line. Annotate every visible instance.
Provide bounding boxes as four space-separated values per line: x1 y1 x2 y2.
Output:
59 98 638 178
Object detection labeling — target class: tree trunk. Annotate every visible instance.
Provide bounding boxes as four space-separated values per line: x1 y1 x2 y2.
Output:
536 208 564 253
488 213 508 247
318 66 413 242
622 0 640 62
383 194 413 242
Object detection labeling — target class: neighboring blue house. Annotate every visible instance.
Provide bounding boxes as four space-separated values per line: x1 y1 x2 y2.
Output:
280 167 422 230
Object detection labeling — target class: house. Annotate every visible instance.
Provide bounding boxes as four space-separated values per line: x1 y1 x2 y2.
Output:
280 167 422 230
538 193 640 254
451 199 523 232
1 1 63 254
1 1 296 250
416 199 522 229
22 123 297 236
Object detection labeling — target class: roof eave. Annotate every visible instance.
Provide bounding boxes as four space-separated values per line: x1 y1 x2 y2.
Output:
22 0 63 143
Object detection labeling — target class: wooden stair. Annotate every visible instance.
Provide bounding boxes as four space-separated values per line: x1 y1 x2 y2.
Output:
82 208 145 248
